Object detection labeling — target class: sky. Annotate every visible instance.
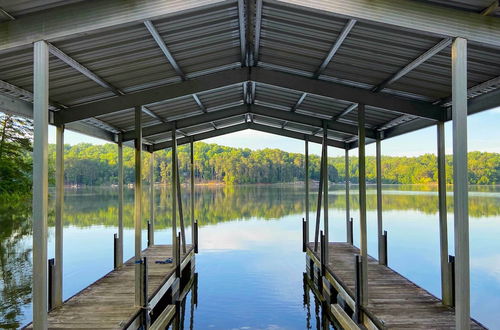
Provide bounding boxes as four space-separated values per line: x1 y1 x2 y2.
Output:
48 107 500 157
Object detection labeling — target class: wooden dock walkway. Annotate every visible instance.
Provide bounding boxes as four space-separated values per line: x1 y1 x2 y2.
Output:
25 244 195 329
306 242 486 329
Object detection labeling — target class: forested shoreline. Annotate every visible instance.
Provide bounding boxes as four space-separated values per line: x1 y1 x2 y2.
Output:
1 111 499 193
47 142 499 186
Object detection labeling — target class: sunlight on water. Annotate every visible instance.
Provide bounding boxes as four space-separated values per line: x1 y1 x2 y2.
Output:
0 185 499 328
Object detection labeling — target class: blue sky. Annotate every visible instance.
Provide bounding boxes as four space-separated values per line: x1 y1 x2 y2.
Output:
49 107 499 157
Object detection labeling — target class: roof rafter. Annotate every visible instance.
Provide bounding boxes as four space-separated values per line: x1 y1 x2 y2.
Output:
144 20 186 80
47 42 123 95
253 0 263 66
314 19 356 78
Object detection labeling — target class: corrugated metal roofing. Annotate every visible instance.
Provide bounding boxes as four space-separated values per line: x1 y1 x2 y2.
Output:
0 0 498 148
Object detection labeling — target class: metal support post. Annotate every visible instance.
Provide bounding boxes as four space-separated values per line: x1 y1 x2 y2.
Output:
134 105 143 307
117 137 124 267
376 138 385 265
54 125 64 307
305 138 310 245
358 103 368 305
345 148 351 244
149 152 155 246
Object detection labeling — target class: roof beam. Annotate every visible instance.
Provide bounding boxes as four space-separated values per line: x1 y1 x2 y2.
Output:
192 94 207 113
290 92 307 112
48 42 124 95
251 67 444 120
144 20 186 80
481 1 499 16
251 104 375 138
276 0 500 48
55 68 248 124
0 0 227 51
248 123 346 148
153 122 249 151
253 0 263 66
122 105 248 141
237 0 247 65
314 19 356 78
373 38 452 92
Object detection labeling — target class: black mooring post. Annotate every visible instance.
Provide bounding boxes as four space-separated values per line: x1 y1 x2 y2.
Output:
142 256 149 328
147 221 152 247
349 217 354 245
354 254 362 324
176 233 181 278
381 230 388 266
194 220 198 254
113 233 118 269
302 217 307 252
48 258 55 311
320 231 326 276
449 255 455 307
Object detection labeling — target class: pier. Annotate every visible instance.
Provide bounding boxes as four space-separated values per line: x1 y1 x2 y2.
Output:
0 0 498 328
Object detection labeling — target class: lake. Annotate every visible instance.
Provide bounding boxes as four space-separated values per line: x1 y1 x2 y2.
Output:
1 184 499 329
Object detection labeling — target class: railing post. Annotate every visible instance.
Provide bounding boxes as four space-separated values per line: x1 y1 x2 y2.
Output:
113 233 118 269
142 256 149 328
380 230 388 266
348 217 354 246
48 258 55 311
320 231 326 276
147 221 152 247
302 218 307 252
354 254 362 324
176 233 181 278
194 220 199 254
449 255 456 307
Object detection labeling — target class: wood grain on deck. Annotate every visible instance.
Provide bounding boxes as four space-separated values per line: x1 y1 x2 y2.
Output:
308 242 485 329
30 245 192 329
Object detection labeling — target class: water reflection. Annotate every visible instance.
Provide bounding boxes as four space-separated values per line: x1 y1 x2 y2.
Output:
0 184 499 328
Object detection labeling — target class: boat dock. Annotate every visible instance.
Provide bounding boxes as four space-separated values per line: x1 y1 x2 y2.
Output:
24 244 196 329
305 242 486 329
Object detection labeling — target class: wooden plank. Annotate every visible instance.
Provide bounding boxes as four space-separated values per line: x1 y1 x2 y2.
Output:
306 243 486 329
24 245 193 329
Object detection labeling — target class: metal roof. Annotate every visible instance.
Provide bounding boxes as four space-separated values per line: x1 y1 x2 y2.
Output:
0 0 498 150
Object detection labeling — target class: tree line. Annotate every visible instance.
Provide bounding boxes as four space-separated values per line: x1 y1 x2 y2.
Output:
46 142 498 186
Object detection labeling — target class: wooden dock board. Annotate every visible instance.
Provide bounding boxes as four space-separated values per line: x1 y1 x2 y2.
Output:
26 245 193 329
307 242 486 329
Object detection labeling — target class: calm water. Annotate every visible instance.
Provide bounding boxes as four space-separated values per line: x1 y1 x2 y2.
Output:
1 184 500 329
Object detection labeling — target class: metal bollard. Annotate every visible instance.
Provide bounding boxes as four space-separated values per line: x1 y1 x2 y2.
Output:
448 255 455 307
348 217 354 245
113 233 119 269
354 255 362 324
194 220 199 254
48 258 56 311
302 218 307 252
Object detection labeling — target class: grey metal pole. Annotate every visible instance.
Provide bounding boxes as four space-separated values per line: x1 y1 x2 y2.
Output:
322 122 329 261
314 147 324 252
172 123 178 263
149 152 155 246
54 125 64 307
32 40 49 329
190 138 195 245
358 103 368 305
305 138 309 244
176 155 187 253
437 121 451 305
345 148 351 244
376 138 385 265
452 37 470 330
117 137 124 267
134 105 143 307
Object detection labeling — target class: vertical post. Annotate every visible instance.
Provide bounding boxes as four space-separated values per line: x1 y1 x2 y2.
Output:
149 152 155 246
302 218 307 252
114 233 118 269
345 148 351 244
54 125 64 307
190 138 195 245
452 37 470 330
142 257 149 328
376 138 385 265
437 121 451 305
194 220 199 253
176 156 187 253
172 123 178 265
305 138 309 245
134 105 143 307
314 146 324 252
322 122 329 261
48 258 55 311
358 103 368 305
32 40 49 329
176 233 181 278
354 255 362 324
117 136 124 267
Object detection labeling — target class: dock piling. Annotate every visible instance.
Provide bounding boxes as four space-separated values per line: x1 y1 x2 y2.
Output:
348 217 353 246
302 218 307 252
48 258 55 311
114 233 119 269
147 221 152 247
176 233 181 278
194 220 199 253
449 255 456 307
354 254 362 324
320 231 326 276
380 230 388 266
141 256 149 328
